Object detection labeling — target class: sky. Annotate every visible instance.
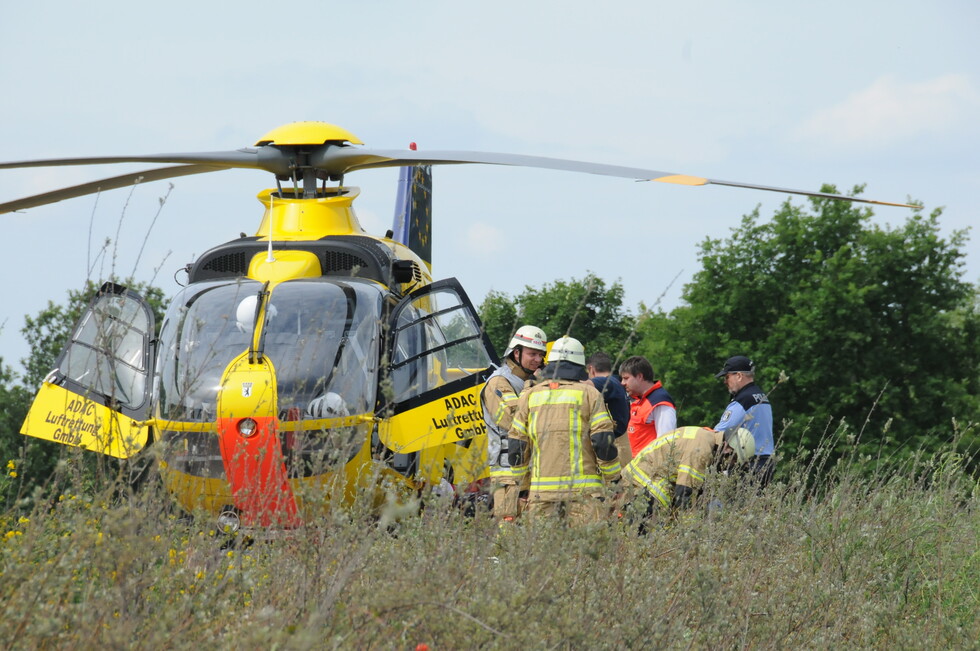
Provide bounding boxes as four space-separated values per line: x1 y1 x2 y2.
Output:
1 1 978 371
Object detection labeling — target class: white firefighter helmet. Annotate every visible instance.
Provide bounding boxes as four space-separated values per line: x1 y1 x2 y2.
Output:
504 325 548 356
235 294 277 333
546 335 586 366
306 392 350 419
726 427 756 463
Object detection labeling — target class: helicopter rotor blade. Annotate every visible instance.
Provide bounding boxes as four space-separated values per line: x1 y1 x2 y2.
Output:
312 147 916 208
0 148 296 176
704 179 915 208
0 164 227 214
0 138 916 210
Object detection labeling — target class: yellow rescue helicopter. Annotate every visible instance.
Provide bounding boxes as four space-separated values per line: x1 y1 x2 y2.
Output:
0 121 913 531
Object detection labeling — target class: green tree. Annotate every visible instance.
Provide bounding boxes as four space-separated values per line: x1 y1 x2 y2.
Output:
477 290 519 359
639 187 980 466
0 358 31 503
478 273 634 363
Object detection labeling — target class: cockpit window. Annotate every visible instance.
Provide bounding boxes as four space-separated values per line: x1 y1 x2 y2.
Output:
263 280 380 418
390 286 493 403
155 279 381 422
156 280 256 421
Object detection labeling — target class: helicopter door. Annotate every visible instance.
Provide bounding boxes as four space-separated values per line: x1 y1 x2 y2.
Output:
20 282 156 459
378 279 496 459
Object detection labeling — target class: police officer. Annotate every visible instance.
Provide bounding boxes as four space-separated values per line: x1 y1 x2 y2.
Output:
714 355 775 488
481 325 548 521
621 426 755 524
508 336 621 526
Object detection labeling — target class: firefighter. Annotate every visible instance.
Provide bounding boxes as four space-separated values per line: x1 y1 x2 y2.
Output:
620 426 755 527
507 336 621 526
481 324 548 521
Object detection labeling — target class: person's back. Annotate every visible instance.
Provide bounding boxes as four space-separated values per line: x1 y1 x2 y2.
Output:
591 375 629 434
515 378 613 499
586 352 630 437
587 351 632 469
621 426 719 508
620 426 755 526
509 337 620 526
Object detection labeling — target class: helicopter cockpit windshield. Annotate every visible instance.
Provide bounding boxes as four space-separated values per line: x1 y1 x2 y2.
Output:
261 280 378 418
156 278 380 423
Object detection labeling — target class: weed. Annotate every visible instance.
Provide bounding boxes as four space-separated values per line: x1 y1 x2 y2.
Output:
0 437 976 649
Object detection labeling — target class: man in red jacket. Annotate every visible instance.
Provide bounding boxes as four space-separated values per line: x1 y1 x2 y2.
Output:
619 356 676 456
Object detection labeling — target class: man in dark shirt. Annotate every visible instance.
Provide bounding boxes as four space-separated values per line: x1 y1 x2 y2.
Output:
586 352 632 468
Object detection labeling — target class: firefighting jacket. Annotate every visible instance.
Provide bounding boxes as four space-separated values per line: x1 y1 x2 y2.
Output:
481 358 533 480
621 426 723 508
507 376 620 500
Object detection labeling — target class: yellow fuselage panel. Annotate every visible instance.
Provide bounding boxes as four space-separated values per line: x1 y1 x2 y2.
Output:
248 250 322 284
441 436 489 485
378 384 486 454
219 353 277 418
255 189 364 239
20 383 148 459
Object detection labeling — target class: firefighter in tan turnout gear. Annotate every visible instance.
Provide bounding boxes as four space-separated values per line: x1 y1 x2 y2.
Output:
480 325 548 521
620 426 756 525
508 336 621 526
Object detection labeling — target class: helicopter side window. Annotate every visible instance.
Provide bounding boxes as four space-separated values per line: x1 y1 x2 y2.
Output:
390 287 492 403
390 304 426 402
60 294 153 409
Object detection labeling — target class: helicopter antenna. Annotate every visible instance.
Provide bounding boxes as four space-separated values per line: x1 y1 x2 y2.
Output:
267 193 275 262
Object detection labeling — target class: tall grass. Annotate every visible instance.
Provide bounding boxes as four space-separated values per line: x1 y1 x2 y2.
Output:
0 433 976 650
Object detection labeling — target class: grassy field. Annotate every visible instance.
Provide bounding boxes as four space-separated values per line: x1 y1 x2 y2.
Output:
0 442 976 650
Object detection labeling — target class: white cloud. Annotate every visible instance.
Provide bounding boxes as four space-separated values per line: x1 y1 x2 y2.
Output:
794 74 980 148
464 222 505 260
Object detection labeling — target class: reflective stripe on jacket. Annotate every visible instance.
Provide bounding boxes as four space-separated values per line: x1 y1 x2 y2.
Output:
509 379 619 500
481 359 531 477
621 426 721 507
